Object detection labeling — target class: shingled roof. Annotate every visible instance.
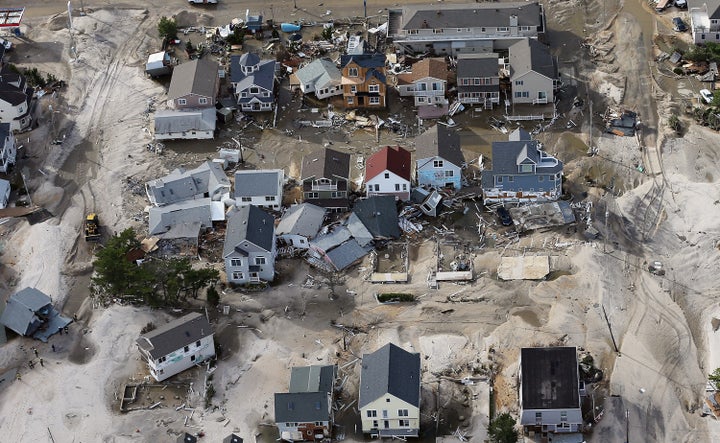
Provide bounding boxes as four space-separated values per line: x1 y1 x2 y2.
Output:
168 59 219 100
359 343 421 408
136 313 213 360
521 347 580 409
365 146 412 182
223 205 275 256
415 125 465 167
509 38 557 81
397 58 448 85
301 148 351 181
401 2 543 31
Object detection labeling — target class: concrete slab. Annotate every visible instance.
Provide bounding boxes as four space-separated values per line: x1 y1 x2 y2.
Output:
497 256 550 280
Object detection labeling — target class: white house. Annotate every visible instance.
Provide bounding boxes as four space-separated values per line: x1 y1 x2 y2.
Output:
359 343 421 438
0 66 32 132
519 347 583 435
136 312 215 382
223 205 276 284
276 203 326 250
230 53 277 112
364 146 412 201
396 58 448 107
690 0 720 44
508 38 559 105
154 109 216 140
291 58 343 100
234 169 284 209
0 122 16 173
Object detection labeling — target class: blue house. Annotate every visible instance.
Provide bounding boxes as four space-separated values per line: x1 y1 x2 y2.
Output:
481 128 563 203
230 53 277 113
415 125 464 190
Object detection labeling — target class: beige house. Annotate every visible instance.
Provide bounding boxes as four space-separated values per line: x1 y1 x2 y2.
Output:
359 343 421 438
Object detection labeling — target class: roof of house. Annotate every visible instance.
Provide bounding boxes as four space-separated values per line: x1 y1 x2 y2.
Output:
294 58 342 90
223 205 275 257
0 89 26 106
481 128 562 186
234 169 284 199
146 160 230 206
520 347 580 410
223 434 243 443
276 203 326 238
230 54 276 93
415 125 465 167
274 391 330 423
401 2 543 31
154 109 216 134
457 54 499 79
0 122 10 141
397 58 448 85
310 226 353 253
352 196 401 239
289 365 337 393
301 148 351 181
0 287 52 336
509 38 557 80
325 239 372 271
340 53 387 69
345 212 374 247
148 198 213 236
177 433 197 443
167 58 219 100
365 146 412 182
136 312 213 360
359 343 421 408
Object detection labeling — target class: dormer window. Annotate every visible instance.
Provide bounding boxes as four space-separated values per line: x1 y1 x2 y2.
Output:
243 64 259 75
519 164 534 173
349 67 359 77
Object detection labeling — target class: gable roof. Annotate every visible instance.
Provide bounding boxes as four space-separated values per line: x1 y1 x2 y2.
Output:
275 391 330 423
136 313 213 360
509 38 557 80
456 53 499 79
289 365 337 393
154 109 216 134
301 148 351 181
146 160 230 206
325 238 372 271
167 59 219 100
359 343 421 408
397 57 448 85
148 198 213 236
276 203 326 238
340 53 387 69
352 196 401 239
294 58 342 90
520 347 580 410
415 125 465 167
482 128 562 179
234 169 284 199
401 2 543 31
365 146 412 182
0 287 52 336
230 54 276 92
223 205 275 257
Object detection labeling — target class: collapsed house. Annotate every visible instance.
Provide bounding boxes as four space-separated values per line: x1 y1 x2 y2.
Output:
145 160 231 207
0 287 71 342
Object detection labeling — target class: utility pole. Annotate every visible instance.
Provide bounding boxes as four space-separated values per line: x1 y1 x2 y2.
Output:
625 409 629 443
601 304 620 355
364 0 367 18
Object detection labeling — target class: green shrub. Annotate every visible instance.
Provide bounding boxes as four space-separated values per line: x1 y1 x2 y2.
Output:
377 293 415 303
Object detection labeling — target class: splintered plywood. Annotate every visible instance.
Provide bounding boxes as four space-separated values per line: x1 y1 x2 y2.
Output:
497 256 550 280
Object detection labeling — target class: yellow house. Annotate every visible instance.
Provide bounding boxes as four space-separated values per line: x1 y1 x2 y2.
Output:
358 343 421 438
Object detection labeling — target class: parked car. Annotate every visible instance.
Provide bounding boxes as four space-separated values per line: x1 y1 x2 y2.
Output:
674 0 687 8
672 17 687 32
700 89 714 104
496 207 513 226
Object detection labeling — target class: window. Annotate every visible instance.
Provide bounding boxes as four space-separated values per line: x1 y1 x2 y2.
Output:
374 184 380 191
474 78 480 85
461 78 470 86
255 257 266 265
432 82 440 91
199 97 208 105
417 97 426 103
515 80 523 86
263 92 270 97
433 160 444 168
250 87 259 94
445 170 454 177
498 27 508 32
265 196 275 201
384 172 390 179
347 97 354 105
241 196 252 202
369 84 380 93
241 92 248 98
372 420 379 428
386 398 391 403
315 422 323 426
367 410 377 418
398 409 409 417
230 258 242 267
399 419 410 427
433 28 444 34
349 67 359 77
519 164 533 173
350 85 357 93
538 175 544 182
178 98 187 105
191 355 196 362
497 177 503 183
306 192 319 199
184 345 189 353
402 184 407 190
395 183 400 191
158 356 166 363
560 411 567 422
232 271 244 280
369 97 380 105
196 340 201 347
408 29 418 34
508 176 514 182
535 412 542 424
416 83 427 91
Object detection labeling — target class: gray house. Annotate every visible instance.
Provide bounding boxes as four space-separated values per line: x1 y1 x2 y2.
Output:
456 53 500 108
359 343 421 438
387 2 546 55
276 203 326 250
230 53 277 112
148 198 225 238
415 124 465 190
0 287 71 342
291 58 343 100
275 365 337 441
519 347 583 435
154 109 216 140
481 128 563 203
223 205 276 284
166 58 220 110
508 38 559 105
234 169 284 209
146 160 231 207
301 148 351 212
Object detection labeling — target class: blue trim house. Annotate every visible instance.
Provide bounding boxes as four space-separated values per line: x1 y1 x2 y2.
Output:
415 125 464 190
481 128 563 203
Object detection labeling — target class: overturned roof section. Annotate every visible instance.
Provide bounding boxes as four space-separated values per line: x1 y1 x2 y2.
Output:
289 365 337 393
137 312 213 360
168 58 219 100
352 196 401 239
325 239 372 271
223 205 275 257
520 347 580 410
415 125 464 167
223 434 243 443
276 203 326 239
148 198 215 236
359 343 421 408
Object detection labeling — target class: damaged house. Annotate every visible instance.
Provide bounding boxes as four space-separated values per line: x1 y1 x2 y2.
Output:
276 203 326 250
166 58 220 110
223 205 277 285
0 287 72 342
508 38 560 105
396 57 449 111
341 52 387 109
290 58 343 100
154 108 216 140
414 124 465 190
145 160 231 207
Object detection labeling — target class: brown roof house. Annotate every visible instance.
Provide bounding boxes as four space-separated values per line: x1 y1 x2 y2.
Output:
341 53 387 109
397 58 449 115
166 59 220 110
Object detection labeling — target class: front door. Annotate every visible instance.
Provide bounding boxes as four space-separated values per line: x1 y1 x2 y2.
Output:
383 420 389 429
358 96 365 106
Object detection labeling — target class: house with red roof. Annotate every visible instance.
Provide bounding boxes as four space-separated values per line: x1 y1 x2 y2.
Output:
364 146 412 201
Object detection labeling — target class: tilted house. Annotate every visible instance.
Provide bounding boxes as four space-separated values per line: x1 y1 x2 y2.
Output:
166 58 220 110
154 109 216 140
145 160 231 207
301 148 351 212
234 169 284 210
0 65 32 131
291 58 343 100
276 203 326 250
396 58 448 108
690 0 720 44
364 146 412 201
480 128 562 203
275 365 337 441
0 122 16 173
519 347 583 435
456 53 500 109
0 287 72 342
223 205 276 284
341 53 387 109
508 38 559 105
359 343 421 438
351 196 401 241
230 53 277 112
387 2 546 55
136 312 215 382
415 125 465 190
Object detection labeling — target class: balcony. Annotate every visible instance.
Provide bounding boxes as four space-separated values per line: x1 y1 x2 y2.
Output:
311 184 338 191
